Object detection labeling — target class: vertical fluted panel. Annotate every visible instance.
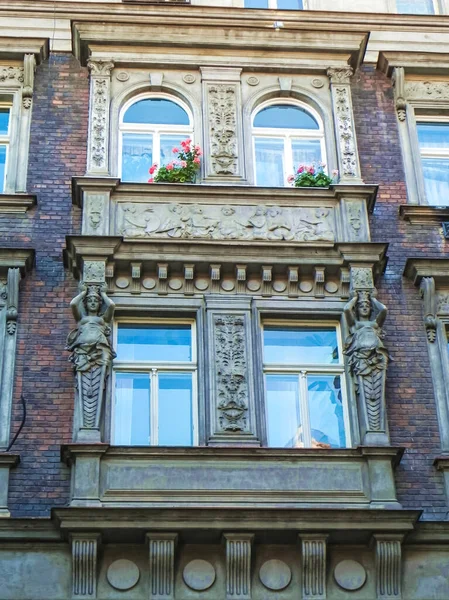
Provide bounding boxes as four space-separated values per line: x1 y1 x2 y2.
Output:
300 535 327 600
147 533 178 600
376 537 402 599
71 535 100 599
224 533 254 600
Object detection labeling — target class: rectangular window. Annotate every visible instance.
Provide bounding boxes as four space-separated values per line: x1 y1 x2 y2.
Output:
0 106 10 194
113 321 197 446
263 323 348 449
396 0 435 13
417 122 449 206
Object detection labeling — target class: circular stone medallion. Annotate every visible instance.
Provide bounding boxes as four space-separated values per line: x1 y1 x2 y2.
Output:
194 278 209 291
299 280 313 293
334 560 367 591
107 559 140 591
273 281 287 293
169 278 183 291
221 280 235 292
183 559 216 591
115 276 130 289
247 279 261 292
142 277 156 290
325 281 339 294
259 559 292 591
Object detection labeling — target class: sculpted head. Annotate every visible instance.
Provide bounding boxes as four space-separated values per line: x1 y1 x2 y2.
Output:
356 291 372 319
85 285 102 315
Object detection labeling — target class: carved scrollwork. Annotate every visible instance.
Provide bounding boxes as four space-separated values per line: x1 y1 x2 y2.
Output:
0 66 24 84
405 81 449 101
87 60 114 172
214 315 248 432
208 84 238 175
420 277 437 343
117 202 335 243
5 269 19 336
334 86 357 178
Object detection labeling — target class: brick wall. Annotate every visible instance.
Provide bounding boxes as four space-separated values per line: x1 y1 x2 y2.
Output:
6 53 88 516
351 65 448 518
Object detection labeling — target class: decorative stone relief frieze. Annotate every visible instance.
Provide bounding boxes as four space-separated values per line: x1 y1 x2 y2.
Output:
214 315 249 432
374 535 402 600
116 202 335 242
436 290 449 314
327 67 362 183
404 80 449 101
224 534 254 600
344 289 390 445
0 66 23 83
299 535 328 600
67 282 116 442
420 277 437 342
86 195 105 232
83 260 106 284
350 266 374 292
147 534 178 600
87 59 114 175
71 534 101 599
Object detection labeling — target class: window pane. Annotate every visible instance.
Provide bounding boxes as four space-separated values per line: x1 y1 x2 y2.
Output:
121 133 153 183
292 139 322 169
123 99 190 125
160 134 188 166
422 158 449 206
0 108 9 135
266 375 302 448
0 146 5 194
396 0 434 14
158 373 193 446
264 326 339 365
255 137 284 186
308 375 345 448
114 373 150 445
244 0 268 7
254 105 319 130
417 124 449 149
117 324 192 362
278 0 303 8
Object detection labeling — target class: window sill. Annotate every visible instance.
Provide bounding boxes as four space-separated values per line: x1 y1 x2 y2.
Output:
399 204 449 225
0 194 37 214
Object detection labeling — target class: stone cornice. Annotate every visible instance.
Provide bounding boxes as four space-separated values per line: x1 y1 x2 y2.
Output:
0 37 48 63
0 453 20 468
404 258 449 287
400 205 449 225
379 51 449 77
0 194 36 214
0 248 35 273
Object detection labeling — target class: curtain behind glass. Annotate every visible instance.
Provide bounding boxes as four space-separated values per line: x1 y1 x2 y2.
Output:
122 133 153 183
0 146 5 194
255 138 284 186
422 158 449 206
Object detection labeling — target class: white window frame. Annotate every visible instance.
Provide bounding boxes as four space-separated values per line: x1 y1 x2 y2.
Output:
395 0 439 14
415 116 449 206
252 99 327 187
262 320 351 448
0 102 10 194
118 92 194 180
112 317 198 446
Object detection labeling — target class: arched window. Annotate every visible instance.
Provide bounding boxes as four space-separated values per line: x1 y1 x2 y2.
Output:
252 101 326 187
119 94 193 183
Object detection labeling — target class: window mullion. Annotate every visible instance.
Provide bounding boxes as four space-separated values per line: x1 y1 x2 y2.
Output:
151 368 158 445
299 370 312 448
285 137 293 185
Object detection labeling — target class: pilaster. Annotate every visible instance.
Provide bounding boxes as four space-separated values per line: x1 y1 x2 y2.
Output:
374 534 403 600
147 533 178 600
327 67 363 184
299 534 328 600
224 533 254 600
201 67 245 183
71 533 101 599
87 59 114 176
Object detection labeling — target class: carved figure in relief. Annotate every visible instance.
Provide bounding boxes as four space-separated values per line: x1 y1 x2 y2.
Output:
218 206 245 239
344 291 389 435
266 206 294 241
67 283 116 434
297 208 333 241
157 204 188 238
246 206 268 239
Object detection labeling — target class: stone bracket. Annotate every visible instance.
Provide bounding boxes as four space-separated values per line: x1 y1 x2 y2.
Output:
224 533 254 600
70 533 101 599
373 534 403 600
299 534 328 600
147 533 178 600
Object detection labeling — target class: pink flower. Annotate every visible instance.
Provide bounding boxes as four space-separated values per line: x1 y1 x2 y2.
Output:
332 169 339 177
297 166 304 174
172 147 179 154
148 165 157 175
148 177 154 183
180 160 187 168
193 157 201 164
307 166 315 174
166 163 174 171
287 174 295 183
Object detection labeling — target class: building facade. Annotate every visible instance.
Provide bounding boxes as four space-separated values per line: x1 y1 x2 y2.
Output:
1 0 449 598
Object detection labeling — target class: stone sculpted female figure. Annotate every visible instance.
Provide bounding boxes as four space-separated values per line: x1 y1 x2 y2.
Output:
344 291 389 441
67 283 116 439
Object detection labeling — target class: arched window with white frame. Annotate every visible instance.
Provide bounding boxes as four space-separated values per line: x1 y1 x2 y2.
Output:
252 100 326 187
119 94 193 183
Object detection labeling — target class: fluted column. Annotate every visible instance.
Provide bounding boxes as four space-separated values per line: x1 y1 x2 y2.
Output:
71 534 101 599
147 533 178 600
374 535 403 599
224 533 254 600
299 534 328 600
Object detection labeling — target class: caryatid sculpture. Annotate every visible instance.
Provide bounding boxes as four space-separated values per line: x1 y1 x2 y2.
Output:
344 290 390 443
66 282 116 440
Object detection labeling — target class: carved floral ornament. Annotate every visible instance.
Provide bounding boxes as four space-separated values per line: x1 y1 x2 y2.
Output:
0 55 36 110
87 60 114 172
207 84 238 175
393 67 449 122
